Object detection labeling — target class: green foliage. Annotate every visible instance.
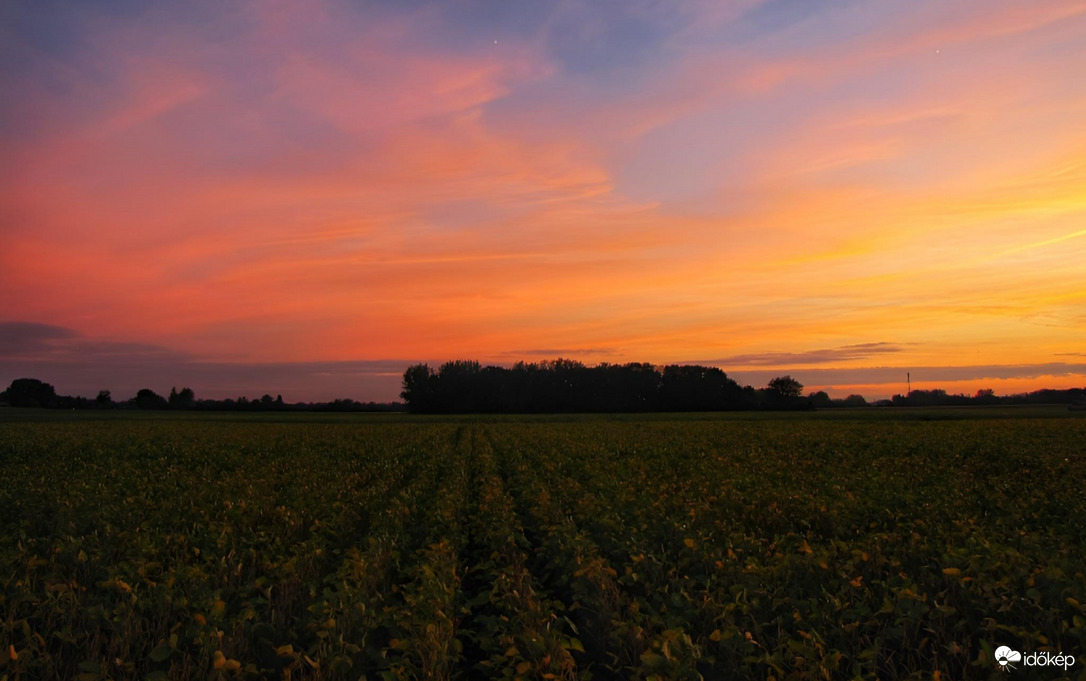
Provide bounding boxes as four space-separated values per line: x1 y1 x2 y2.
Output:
1 414 1084 679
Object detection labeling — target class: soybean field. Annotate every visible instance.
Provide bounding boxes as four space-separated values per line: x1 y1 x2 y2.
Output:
1 411 1085 680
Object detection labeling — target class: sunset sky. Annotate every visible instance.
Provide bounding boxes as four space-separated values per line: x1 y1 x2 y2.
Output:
3 0 1086 402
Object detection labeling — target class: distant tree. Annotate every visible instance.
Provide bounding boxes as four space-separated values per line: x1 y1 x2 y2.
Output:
134 388 169 410
842 394 868 407
767 375 804 399
96 390 113 408
401 364 436 412
435 360 484 412
3 378 58 408
808 390 832 408
660 365 727 411
897 388 949 406
542 358 587 412
168 386 196 409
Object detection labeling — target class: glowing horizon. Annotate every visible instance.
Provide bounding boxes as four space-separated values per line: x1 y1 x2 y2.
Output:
3 0 1086 402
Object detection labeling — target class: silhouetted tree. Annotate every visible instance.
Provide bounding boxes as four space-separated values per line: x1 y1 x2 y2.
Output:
401 363 437 412
168 386 196 409
134 388 169 410
2 378 58 407
548 358 588 412
618 362 661 411
434 360 484 412
657 365 746 411
808 390 832 408
767 376 804 399
96 390 113 408
841 394 867 407
894 389 950 406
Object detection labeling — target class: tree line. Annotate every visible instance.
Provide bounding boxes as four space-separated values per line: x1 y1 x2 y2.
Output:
0 378 405 412
4 370 1083 414
400 359 815 413
399 360 1086 414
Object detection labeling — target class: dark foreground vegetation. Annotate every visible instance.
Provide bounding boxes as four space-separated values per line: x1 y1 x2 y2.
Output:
1 411 1084 680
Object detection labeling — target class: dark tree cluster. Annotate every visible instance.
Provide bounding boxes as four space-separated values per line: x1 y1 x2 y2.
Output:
886 387 1086 408
400 359 801 413
400 362 1086 414
0 378 106 409
1 378 59 408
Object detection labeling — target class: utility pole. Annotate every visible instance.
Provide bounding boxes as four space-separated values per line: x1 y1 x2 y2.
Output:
907 372 911 395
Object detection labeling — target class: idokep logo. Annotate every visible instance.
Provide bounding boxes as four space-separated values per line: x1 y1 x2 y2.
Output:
996 646 1022 670
995 645 1076 672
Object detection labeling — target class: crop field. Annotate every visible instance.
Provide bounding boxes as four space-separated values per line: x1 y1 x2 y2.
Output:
1 411 1085 680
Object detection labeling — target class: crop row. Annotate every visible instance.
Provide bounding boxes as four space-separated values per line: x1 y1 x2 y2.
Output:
1 416 1084 680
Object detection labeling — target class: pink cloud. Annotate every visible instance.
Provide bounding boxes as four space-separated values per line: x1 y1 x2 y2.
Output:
3 0 1085 389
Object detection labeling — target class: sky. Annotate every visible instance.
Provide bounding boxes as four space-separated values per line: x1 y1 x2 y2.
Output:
2 0 1086 402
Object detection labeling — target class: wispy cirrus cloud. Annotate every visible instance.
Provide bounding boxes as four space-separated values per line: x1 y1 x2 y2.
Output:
493 348 621 361
695 342 910 367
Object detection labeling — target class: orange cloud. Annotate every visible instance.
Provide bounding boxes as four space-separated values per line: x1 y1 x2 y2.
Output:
3 0 1085 400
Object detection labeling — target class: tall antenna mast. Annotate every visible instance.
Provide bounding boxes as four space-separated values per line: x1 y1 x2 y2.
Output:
907 372 911 395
